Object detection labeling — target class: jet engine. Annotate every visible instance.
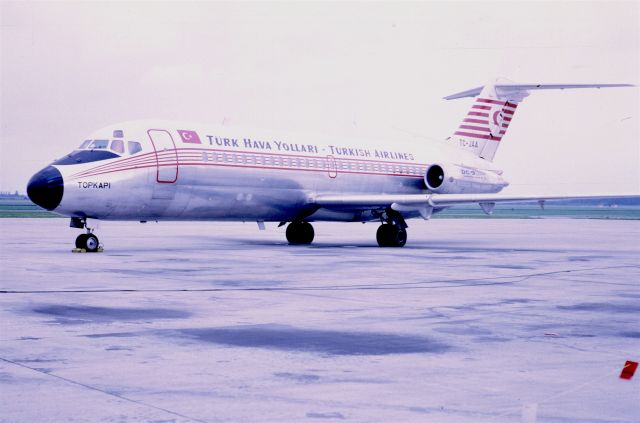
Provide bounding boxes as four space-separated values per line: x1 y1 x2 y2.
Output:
424 163 508 194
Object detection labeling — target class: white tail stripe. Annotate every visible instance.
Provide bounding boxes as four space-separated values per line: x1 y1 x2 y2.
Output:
456 127 506 137
454 131 502 141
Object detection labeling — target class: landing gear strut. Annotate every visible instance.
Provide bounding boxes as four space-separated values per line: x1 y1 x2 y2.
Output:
71 217 101 252
286 221 315 245
376 208 407 248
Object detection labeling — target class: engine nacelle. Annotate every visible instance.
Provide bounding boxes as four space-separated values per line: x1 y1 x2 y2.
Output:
424 163 508 194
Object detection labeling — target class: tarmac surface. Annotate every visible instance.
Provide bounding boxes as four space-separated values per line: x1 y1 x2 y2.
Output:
0 218 638 422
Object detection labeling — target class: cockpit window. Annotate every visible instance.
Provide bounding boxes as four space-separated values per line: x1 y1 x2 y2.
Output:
111 139 124 154
128 141 142 155
88 139 109 149
73 138 142 156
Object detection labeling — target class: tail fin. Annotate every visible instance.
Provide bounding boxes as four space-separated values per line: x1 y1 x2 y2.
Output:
444 80 633 162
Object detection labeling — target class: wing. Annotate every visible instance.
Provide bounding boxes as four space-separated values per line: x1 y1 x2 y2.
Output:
313 193 639 219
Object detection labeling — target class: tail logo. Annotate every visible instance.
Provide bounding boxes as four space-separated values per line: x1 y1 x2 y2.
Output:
489 107 505 138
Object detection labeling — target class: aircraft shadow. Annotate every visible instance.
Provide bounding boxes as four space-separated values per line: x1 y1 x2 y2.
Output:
171 324 451 356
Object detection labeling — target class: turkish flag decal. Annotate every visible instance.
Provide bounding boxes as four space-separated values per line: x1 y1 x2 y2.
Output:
177 129 201 144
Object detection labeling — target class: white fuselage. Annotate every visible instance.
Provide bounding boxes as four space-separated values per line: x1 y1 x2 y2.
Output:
47 120 506 222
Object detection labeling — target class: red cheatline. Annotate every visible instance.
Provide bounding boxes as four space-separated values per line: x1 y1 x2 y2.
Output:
472 105 492 110
476 98 505 105
620 360 638 380
459 124 489 132
464 118 489 124
468 111 489 117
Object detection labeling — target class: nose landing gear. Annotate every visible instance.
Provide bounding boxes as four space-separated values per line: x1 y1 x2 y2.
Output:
71 217 102 252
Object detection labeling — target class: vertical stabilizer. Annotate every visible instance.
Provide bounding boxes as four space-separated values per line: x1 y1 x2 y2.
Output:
448 80 523 162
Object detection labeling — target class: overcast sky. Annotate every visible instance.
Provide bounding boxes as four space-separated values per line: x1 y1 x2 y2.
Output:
1 1 638 195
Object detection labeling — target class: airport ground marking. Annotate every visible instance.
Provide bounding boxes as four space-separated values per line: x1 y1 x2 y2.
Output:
1 265 637 294
0 356 210 423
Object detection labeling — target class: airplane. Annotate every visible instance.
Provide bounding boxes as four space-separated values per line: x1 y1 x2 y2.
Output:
26 80 636 251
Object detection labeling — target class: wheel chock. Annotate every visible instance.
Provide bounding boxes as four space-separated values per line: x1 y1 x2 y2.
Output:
71 247 104 253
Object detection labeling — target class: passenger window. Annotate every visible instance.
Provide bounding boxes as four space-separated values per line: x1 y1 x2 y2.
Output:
111 139 124 154
128 141 142 155
88 139 109 149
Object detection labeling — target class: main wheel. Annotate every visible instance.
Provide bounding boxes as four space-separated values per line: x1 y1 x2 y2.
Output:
376 224 407 247
286 222 315 245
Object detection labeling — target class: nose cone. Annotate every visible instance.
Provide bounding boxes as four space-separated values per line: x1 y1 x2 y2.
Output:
27 166 64 210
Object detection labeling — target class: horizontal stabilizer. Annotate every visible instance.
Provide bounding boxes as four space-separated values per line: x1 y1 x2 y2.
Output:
444 83 634 100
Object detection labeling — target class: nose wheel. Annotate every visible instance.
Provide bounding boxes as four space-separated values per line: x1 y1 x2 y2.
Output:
75 233 100 252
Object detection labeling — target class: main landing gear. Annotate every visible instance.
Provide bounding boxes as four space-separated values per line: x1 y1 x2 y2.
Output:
71 217 101 252
286 221 315 245
283 209 408 248
376 208 407 248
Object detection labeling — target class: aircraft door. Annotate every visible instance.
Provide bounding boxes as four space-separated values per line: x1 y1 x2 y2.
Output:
327 155 337 178
148 129 179 183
